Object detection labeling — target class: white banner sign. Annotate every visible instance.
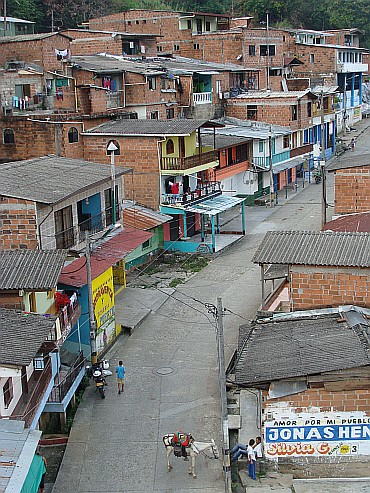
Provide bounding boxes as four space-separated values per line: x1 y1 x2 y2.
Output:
264 412 370 458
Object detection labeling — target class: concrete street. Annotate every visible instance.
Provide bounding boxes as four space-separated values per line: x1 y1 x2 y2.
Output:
53 118 370 493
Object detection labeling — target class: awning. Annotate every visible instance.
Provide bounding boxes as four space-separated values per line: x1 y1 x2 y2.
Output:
195 71 220 75
182 195 245 216
273 154 311 174
161 160 218 176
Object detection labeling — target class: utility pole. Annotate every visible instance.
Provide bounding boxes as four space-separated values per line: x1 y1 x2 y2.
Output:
268 126 274 207
216 297 231 493
107 141 118 225
86 230 97 364
320 90 326 228
266 12 270 91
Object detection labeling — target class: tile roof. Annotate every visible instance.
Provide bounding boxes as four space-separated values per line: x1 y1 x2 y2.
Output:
231 90 315 100
121 203 172 230
59 226 153 287
252 230 370 267
200 133 251 149
326 153 370 171
0 309 57 366
322 212 370 233
0 249 67 290
235 307 370 385
0 155 131 204
71 55 165 76
84 119 221 136
0 32 71 43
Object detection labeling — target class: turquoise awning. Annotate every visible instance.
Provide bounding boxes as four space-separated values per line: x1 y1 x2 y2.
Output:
182 195 245 216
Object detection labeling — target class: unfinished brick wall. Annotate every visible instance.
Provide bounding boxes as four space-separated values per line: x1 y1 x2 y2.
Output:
82 134 160 209
226 94 313 131
0 292 24 309
0 197 38 250
290 265 370 310
333 166 370 214
263 387 370 414
0 34 71 72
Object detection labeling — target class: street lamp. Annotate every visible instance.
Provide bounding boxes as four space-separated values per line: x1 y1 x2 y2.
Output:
107 141 118 225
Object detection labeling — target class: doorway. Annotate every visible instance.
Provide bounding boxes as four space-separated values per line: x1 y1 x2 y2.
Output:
169 216 179 241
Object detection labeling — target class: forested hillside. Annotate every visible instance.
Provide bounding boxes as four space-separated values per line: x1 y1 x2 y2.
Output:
4 0 370 48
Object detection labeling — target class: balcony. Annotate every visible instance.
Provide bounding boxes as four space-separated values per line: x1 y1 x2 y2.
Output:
10 358 53 428
161 150 218 172
336 61 368 73
193 92 212 104
290 143 313 158
47 352 85 406
161 181 222 206
253 150 291 169
46 297 81 347
106 91 122 109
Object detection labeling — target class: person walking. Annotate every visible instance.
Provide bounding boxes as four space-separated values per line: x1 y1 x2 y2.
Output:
230 442 248 462
116 360 125 394
350 138 356 151
247 439 257 480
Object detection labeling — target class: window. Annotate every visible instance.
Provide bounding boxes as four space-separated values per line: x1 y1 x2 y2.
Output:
247 105 257 120
205 21 210 32
309 54 314 63
142 238 151 249
33 356 45 370
307 101 312 117
148 77 156 90
193 43 200 50
127 21 131 25
259 140 264 152
187 19 192 30
68 127 78 143
249 45 256 56
3 378 13 408
173 44 180 51
283 135 290 148
166 107 174 119
106 140 120 155
135 20 139 24
283 35 285 42
143 19 146 24
166 139 174 154
157 45 163 52
291 105 298 121
3 128 15 144
150 111 159 119
260 45 275 56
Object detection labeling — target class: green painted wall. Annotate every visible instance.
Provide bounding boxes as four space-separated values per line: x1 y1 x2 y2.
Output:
124 226 163 270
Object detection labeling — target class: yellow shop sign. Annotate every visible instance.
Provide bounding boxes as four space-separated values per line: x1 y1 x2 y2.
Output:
92 267 115 328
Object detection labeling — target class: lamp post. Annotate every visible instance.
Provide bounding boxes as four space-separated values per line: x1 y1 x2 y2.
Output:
107 141 118 225
268 126 274 207
320 90 326 228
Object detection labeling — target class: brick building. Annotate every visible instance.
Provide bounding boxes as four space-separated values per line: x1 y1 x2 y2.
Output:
252 230 370 311
63 28 158 57
234 305 370 477
327 157 370 215
0 156 132 251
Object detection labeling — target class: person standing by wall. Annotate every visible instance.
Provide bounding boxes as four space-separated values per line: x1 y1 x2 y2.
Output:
35 451 47 493
247 439 257 480
254 436 263 473
116 360 125 394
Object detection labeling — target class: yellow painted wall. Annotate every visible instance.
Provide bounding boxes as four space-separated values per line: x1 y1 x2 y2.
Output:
161 133 197 158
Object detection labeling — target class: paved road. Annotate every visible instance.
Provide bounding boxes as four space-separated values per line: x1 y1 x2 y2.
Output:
53 173 329 493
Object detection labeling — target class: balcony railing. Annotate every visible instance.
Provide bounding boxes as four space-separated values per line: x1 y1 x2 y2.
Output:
106 91 122 109
162 181 221 206
48 352 85 404
193 92 212 104
47 297 81 347
290 143 313 158
161 150 218 171
253 150 291 169
55 207 120 249
11 358 53 428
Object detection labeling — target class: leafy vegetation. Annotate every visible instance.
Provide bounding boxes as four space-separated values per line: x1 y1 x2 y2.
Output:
169 277 184 287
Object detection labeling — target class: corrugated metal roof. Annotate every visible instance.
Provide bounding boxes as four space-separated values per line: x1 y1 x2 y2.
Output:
71 55 165 76
84 119 221 136
183 195 245 216
0 155 132 204
0 16 35 23
121 203 172 230
0 249 67 290
326 153 370 172
59 226 153 287
0 309 57 366
231 90 315 100
323 212 370 233
252 230 370 267
235 308 370 386
200 133 251 149
0 32 71 43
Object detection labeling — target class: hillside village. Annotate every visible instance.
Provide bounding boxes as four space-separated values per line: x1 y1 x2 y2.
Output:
0 10 369 493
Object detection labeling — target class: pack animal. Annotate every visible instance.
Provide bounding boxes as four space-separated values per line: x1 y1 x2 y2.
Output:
163 432 219 478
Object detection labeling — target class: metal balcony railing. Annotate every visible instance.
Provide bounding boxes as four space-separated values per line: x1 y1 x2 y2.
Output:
162 181 221 206
48 352 85 404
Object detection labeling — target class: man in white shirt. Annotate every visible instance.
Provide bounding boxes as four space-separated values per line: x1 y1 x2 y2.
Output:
247 439 257 480
254 436 263 473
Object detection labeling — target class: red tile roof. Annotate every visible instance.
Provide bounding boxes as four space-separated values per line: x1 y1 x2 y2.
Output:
59 227 153 287
322 212 370 233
